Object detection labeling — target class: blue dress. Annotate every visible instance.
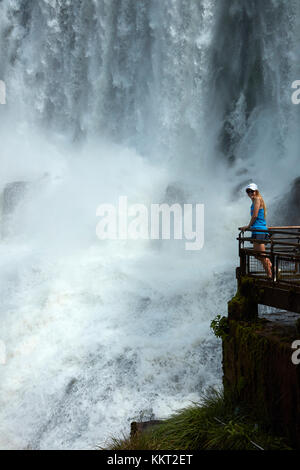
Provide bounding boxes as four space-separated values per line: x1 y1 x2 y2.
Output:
250 203 269 237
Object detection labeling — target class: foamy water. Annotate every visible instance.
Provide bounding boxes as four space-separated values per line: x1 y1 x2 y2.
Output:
0 0 300 449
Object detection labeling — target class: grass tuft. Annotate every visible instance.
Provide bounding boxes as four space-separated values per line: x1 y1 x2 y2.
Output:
104 387 292 450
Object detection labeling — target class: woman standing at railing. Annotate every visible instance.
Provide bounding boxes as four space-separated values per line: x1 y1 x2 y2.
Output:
239 183 272 279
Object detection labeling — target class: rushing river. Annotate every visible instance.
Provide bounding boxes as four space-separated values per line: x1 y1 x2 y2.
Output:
0 0 299 449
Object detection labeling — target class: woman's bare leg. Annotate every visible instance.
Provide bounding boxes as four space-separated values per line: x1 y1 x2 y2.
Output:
253 241 272 278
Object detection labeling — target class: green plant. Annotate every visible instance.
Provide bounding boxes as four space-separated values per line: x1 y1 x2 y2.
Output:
210 315 229 340
103 387 292 451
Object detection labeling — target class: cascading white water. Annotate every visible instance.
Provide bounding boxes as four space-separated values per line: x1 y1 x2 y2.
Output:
0 0 300 450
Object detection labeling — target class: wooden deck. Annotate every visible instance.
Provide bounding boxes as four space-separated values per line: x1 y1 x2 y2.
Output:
237 226 300 314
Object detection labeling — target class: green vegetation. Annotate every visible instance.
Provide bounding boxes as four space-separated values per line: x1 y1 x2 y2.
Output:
227 276 266 321
210 315 229 340
104 388 292 450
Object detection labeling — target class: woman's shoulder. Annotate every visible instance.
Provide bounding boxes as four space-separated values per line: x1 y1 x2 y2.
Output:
254 196 264 208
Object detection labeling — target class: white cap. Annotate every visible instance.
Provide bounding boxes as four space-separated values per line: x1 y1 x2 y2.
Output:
246 183 258 191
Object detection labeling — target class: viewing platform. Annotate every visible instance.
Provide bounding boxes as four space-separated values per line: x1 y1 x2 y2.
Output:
236 226 300 316
222 227 300 448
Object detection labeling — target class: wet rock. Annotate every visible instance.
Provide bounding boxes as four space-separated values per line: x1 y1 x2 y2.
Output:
164 183 186 205
2 181 28 216
269 177 300 226
65 378 78 395
1 181 28 238
130 420 162 439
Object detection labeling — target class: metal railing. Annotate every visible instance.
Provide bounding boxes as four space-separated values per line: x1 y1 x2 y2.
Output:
237 226 300 287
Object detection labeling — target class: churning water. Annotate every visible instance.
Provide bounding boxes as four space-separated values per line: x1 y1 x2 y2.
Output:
0 0 300 449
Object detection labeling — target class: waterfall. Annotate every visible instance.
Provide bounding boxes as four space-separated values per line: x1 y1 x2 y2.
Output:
0 0 299 449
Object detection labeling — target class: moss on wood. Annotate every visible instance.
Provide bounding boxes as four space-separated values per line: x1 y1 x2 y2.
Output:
223 318 300 448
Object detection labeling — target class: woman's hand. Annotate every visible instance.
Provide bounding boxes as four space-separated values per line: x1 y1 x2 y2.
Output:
239 225 250 232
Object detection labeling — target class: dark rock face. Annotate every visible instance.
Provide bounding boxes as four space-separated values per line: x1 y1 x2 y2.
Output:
287 177 300 224
269 177 300 226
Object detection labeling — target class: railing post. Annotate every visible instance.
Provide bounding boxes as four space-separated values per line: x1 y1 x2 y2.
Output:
238 231 247 279
270 237 275 282
274 256 278 282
